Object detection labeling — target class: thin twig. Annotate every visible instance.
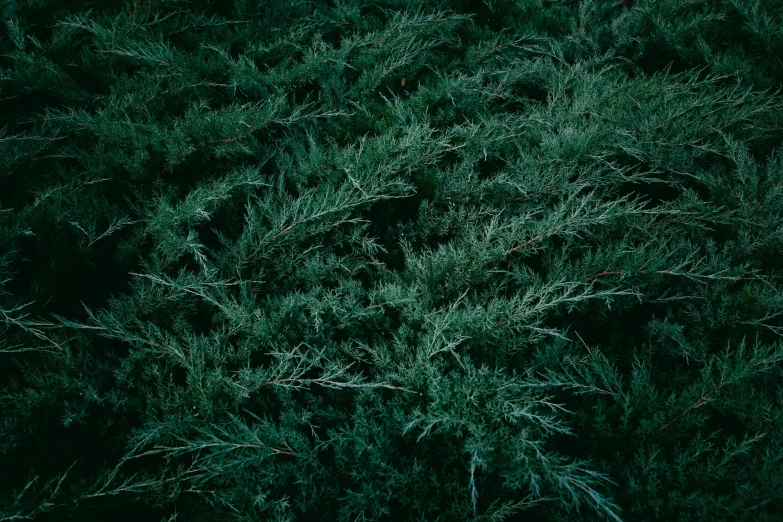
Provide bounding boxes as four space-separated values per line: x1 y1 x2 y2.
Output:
505 234 542 254
658 381 726 432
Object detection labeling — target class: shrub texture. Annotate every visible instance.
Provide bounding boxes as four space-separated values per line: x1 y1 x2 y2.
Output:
1 0 783 520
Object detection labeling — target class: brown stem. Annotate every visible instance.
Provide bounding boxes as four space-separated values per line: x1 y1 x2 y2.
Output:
589 270 624 279
658 381 726 432
506 235 541 254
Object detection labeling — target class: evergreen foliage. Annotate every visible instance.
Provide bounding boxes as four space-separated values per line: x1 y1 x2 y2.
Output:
1 0 783 520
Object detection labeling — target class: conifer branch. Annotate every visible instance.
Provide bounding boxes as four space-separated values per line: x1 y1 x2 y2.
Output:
3 1 783 520
658 381 727 433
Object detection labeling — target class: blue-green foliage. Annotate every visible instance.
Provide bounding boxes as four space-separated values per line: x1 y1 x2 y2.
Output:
1 0 783 520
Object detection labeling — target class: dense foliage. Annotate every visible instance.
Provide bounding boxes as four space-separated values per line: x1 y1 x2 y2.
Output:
2 0 783 520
